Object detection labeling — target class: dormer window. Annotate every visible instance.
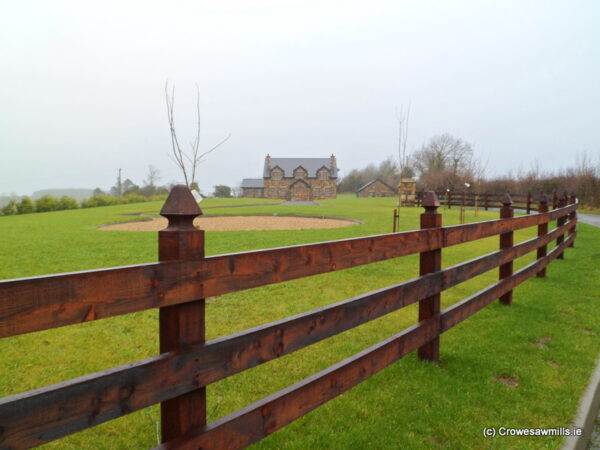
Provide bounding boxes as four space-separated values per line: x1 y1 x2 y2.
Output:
293 167 307 179
317 168 329 180
271 167 283 180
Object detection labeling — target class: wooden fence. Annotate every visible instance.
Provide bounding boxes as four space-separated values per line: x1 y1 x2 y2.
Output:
0 187 578 449
416 189 576 215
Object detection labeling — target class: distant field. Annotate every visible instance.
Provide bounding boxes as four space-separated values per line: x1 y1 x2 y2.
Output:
1 194 599 449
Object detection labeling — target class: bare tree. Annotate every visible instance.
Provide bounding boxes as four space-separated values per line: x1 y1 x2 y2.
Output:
396 103 412 178
412 133 485 191
165 81 231 189
144 165 161 188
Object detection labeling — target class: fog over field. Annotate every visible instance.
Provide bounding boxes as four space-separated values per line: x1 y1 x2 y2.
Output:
1 1 598 195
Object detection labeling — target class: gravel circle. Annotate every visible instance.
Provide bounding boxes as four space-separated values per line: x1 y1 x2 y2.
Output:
101 215 357 232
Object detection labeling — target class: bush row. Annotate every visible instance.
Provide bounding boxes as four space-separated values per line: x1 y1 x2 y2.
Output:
0 193 166 216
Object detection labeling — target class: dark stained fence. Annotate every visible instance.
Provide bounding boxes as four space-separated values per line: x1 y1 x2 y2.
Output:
0 187 578 449
416 189 577 215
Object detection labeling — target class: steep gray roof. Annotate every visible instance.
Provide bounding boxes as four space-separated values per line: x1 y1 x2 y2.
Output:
240 178 264 188
264 157 338 178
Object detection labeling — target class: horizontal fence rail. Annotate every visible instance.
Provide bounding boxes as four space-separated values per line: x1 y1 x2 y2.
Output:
416 190 576 214
0 188 578 449
0 203 577 339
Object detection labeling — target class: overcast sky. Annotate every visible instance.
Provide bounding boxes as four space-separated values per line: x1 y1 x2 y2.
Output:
1 1 598 195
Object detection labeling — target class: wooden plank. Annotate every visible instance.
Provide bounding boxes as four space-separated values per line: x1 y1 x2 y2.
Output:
499 195 514 305
418 192 442 361
0 203 577 339
443 203 576 248
157 186 207 442
0 222 576 448
0 227 445 339
440 220 573 290
0 274 439 448
155 318 439 450
556 194 567 259
537 195 550 278
569 194 577 247
0 228 441 338
440 233 575 332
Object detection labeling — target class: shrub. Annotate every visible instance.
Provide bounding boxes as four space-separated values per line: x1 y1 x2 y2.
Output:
213 185 232 198
57 196 79 210
122 193 147 204
1 200 18 216
17 197 35 214
35 195 59 212
81 195 118 208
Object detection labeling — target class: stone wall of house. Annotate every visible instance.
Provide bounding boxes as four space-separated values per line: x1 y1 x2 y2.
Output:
307 178 337 199
263 178 337 199
357 181 395 197
241 188 264 198
264 179 292 199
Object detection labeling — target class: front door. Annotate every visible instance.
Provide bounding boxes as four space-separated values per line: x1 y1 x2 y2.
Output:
290 182 311 201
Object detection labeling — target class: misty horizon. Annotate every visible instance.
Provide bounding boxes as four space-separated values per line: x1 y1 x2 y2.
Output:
1 1 599 196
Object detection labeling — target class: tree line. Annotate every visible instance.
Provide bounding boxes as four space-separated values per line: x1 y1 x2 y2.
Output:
1 166 169 216
338 133 482 193
338 133 600 208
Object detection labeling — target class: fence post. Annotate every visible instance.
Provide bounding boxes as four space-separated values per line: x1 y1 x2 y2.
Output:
552 190 558 210
569 192 577 248
158 185 206 442
499 193 514 305
556 192 567 259
418 191 442 362
526 192 532 215
536 193 549 278
392 209 398 232
447 190 452 209
484 192 489 211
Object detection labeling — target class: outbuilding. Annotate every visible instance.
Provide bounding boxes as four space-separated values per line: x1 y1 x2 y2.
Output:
356 179 396 197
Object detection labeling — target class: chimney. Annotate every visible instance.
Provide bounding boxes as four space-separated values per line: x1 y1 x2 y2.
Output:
265 153 271 169
329 154 336 169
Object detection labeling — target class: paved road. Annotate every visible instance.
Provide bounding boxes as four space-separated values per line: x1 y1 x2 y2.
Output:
579 213 600 228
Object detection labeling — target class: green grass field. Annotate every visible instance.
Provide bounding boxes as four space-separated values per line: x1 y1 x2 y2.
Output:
1 194 599 449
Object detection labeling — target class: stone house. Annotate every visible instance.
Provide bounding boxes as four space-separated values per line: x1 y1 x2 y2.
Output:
356 179 396 197
241 155 338 201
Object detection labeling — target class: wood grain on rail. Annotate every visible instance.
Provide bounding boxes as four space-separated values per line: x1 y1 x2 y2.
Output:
0 219 575 448
0 228 444 338
440 233 575 332
156 319 439 450
0 204 576 339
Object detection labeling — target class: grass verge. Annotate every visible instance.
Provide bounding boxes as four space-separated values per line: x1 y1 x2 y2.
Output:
0 195 598 449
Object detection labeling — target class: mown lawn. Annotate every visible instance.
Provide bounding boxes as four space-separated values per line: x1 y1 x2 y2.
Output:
0 194 599 449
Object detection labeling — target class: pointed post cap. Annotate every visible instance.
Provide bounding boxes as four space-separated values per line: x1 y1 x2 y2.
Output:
421 191 440 210
502 192 513 205
160 185 201 230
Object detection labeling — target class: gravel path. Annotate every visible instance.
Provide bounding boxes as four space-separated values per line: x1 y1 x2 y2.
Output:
101 215 357 232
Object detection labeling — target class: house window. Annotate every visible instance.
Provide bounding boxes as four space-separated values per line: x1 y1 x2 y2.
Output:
318 169 329 180
271 168 283 180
